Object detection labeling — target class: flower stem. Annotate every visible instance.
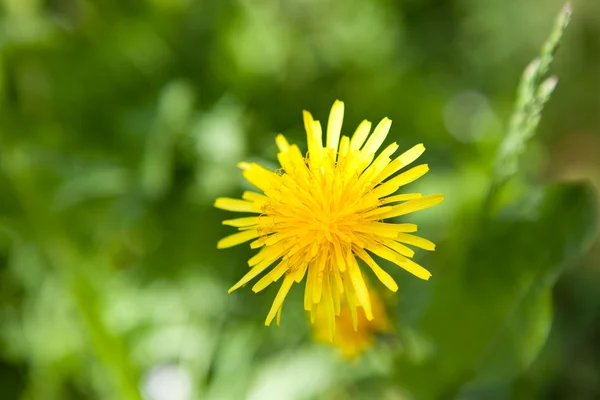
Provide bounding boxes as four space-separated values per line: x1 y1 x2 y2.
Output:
484 2 572 214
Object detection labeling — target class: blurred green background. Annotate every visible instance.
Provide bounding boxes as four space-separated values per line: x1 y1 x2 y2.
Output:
0 0 599 399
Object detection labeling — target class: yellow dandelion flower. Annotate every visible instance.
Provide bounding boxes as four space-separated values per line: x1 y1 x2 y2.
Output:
215 100 443 339
313 282 392 359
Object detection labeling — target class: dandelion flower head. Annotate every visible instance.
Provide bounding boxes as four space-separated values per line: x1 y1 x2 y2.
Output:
215 100 444 340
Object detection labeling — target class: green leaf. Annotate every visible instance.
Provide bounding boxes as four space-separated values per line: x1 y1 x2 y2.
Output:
468 289 552 388
394 181 597 399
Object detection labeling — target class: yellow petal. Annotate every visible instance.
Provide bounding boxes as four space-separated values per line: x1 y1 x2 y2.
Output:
357 142 399 188
247 242 287 267
389 164 430 187
331 240 346 272
381 194 444 219
326 100 344 152
214 198 260 213
275 134 289 152
331 270 342 309
250 236 269 249
373 164 429 198
380 193 422 205
397 143 425 168
362 206 394 219
228 255 280 293
242 163 279 191
305 261 317 311
338 135 350 159
265 274 295 326
374 144 426 183
349 120 371 151
242 191 269 204
312 249 328 304
252 259 290 292
311 120 323 160
303 110 323 164
397 233 436 251
293 261 309 283
354 247 398 292
217 229 260 249
382 239 415 258
364 242 419 274
278 143 306 173
391 254 432 280
347 251 373 320
361 117 391 155
323 274 336 341
354 222 418 237
342 270 359 330
222 217 260 227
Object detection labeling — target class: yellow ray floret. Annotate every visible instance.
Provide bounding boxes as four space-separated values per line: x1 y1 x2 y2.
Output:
312 281 392 358
215 100 444 338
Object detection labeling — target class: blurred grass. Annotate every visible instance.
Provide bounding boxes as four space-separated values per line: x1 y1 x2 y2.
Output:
0 1 599 399
489 3 571 212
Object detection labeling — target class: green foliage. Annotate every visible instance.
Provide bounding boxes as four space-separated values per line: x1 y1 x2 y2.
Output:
394 182 596 399
495 65 557 182
389 6 598 398
490 3 572 211
0 1 598 399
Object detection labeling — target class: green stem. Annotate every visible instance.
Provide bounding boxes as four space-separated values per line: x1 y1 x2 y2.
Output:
485 2 571 214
